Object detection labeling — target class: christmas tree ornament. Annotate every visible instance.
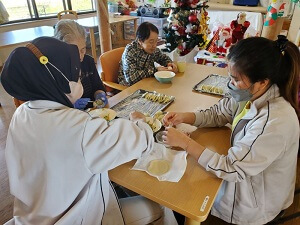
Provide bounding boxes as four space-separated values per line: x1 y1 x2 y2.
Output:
167 11 174 23
185 23 193 33
188 13 198 23
163 0 209 56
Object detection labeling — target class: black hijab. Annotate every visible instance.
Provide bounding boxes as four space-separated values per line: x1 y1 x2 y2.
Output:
1 36 81 107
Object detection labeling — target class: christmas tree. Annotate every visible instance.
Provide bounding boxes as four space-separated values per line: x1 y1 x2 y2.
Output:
163 0 209 56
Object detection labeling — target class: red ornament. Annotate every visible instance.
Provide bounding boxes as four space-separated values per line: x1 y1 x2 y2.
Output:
188 13 198 23
178 26 186 36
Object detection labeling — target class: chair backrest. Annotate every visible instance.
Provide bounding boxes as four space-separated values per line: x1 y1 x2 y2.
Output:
57 10 78 20
100 47 125 92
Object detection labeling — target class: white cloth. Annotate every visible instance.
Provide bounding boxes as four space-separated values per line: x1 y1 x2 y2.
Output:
132 143 187 182
207 10 263 36
157 45 199 63
4 100 162 225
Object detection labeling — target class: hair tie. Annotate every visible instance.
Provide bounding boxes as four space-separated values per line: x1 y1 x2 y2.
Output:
276 35 288 55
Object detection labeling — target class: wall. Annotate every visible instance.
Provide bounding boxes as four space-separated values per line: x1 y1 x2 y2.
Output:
136 0 165 7
0 12 96 66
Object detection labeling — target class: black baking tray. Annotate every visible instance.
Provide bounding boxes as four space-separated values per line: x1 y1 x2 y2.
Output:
193 74 230 96
110 89 175 119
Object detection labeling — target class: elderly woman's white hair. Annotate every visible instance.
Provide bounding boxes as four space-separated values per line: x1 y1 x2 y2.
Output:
54 19 87 43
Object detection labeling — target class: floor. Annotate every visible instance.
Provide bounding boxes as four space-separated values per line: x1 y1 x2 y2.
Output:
0 51 299 225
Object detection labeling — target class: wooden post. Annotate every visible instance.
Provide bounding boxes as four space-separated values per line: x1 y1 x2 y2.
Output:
261 0 286 40
261 17 284 40
97 0 112 54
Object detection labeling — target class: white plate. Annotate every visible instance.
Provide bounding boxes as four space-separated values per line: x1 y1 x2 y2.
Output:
88 108 117 121
145 117 162 133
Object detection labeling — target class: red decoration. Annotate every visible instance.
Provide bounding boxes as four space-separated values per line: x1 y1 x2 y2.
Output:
178 27 186 36
216 27 232 56
188 13 198 23
230 12 250 44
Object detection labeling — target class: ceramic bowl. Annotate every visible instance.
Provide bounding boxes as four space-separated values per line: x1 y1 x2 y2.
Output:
154 71 175 83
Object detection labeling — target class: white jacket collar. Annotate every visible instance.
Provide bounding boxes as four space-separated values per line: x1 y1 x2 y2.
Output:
243 84 280 119
26 100 70 110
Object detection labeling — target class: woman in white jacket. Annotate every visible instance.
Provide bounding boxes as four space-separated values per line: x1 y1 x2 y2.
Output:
162 36 300 224
0 37 169 225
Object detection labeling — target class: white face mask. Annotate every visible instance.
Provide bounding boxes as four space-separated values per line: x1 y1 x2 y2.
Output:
43 61 83 104
65 79 83 104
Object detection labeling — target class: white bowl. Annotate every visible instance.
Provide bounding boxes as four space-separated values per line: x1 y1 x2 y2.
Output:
154 71 175 83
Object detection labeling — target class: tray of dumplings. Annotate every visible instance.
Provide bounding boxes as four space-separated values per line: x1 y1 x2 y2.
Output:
193 74 230 96
111 89 175 119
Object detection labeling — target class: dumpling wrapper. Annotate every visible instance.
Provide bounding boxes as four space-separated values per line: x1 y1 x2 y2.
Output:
147 159 170 176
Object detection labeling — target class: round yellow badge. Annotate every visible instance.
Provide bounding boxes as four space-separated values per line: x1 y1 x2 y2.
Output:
39 56 48 65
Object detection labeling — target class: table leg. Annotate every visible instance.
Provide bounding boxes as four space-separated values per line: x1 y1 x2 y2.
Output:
89 28 97 63
185 218 201 225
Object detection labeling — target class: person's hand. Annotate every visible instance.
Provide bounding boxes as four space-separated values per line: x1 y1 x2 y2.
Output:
162 127 189 148
94 91 108 108
167 62 178 73
162 112 184 127
129 111 146 122
74 98 90 110
156 66 169 71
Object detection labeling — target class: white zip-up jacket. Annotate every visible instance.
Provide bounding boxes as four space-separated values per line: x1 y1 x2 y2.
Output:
195 85 299 225
4 100 154 225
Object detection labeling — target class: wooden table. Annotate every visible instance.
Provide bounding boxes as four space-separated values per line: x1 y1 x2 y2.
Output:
76 15 138 63
0 26 54 49
108 64 231 224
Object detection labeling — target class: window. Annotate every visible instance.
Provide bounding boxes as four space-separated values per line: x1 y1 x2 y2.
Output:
0 0 96 24
35 0 64 18
71 0 95 12
1 0 32 21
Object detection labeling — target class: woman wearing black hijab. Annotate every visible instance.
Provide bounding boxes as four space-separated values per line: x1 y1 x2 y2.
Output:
1 37 169 225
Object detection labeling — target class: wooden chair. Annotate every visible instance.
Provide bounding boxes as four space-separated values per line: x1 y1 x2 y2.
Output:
100 47 127 93
57 10 78 20
13 98 26 108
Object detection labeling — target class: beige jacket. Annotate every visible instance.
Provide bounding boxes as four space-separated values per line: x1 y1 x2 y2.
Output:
4 100 154 225
195 85 299 225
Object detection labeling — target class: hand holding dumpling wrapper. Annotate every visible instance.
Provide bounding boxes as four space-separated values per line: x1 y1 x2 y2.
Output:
93 91 108 108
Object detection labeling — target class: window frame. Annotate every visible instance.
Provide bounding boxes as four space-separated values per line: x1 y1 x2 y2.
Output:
0 0 96 25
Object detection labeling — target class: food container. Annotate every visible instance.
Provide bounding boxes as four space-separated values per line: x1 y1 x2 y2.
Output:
193 74 230 96
154 71 175 83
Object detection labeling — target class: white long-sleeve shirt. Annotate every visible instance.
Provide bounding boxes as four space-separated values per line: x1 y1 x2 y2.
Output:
5 100 154 225
195 85 299 224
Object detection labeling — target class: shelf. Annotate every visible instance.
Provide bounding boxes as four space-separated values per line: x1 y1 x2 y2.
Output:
207 3 267 13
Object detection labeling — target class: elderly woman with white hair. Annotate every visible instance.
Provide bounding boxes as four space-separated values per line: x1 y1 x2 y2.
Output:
54 19 107 110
